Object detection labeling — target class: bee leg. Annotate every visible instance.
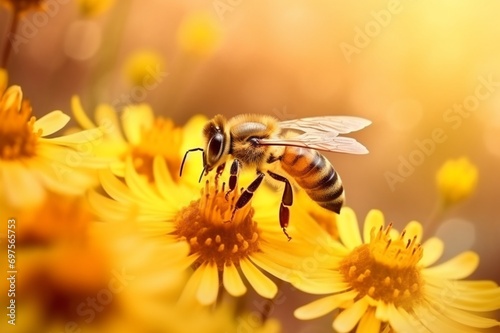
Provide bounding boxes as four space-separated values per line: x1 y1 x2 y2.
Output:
229 171 265 221
225 159 242 200
267 171 293 241
215 162 226 180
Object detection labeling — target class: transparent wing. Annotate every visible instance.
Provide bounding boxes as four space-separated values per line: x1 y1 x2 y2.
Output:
257 133 369 154
279 116 371 136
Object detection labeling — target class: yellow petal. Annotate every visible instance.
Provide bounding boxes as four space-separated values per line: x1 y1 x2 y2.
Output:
121 104 154 145
34 110 70 136
0 161 45 208
41 127 103 145
423 251 479 280
333 297 369 332
363 209 384 244
294 291 357 320
420 237 444 267
95 103 123 141
2 85 22 110
28 158 93 195
124 157 163 204
153 156 194 207
356 308 380 333
402 220 423 244
374 301 390 322
386 304 415 333
71 95 96 130
240 258 277 299
438 304 500 328
337 207 363 250
223 264 247 297
178 266 204 307
196 263 219 305
425 284 500 312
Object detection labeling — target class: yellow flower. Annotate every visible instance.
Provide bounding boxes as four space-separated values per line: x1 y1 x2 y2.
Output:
71 97 205 184
123 50 166 87
176 11 222 57
0 193 189 333
76 0 116 17
294 208 500 332
90 155 323 306
436 157 478 207
0 72 109 209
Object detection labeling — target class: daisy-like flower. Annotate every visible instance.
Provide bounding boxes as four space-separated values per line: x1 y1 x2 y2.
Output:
176 11 222 57
0 70 109 209
0 192 189 333
436 157 478 208
90 154 323 306
71 97 205 184
123 50 166 87
294 208 500 332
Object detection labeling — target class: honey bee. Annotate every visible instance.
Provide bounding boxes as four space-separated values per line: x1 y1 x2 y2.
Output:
180 114 371 240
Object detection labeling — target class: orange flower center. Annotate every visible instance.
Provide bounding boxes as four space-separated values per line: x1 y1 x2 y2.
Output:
339 224 424 310
0 90 40 159
173 177 261 271
131 118 182 182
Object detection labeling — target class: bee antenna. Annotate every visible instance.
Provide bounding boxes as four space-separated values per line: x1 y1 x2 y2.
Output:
198 165 206 183
179 147 204 177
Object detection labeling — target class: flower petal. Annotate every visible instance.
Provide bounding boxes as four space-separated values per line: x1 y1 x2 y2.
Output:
425 284 500 312
41 127 103 145
240 258 277 299
0 161 45 208
294 291 357 320
356 307 380 333
363 209 384 244
333 297 369 332
71 95 96 130
223 264 247 297
95 103 123 141
121 104 154 145
337 207 363 250
420 237 444 267
34 110 70 136
403 220 423 244
423 251 479 280
436 303 500 328
196 263 219 305
386 304 416 333
2 85 22 110
178 265 204 307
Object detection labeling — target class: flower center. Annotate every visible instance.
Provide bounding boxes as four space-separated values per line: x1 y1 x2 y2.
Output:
131 118 182 182
339 224 424 310
0 91 40 159
173 177 261 271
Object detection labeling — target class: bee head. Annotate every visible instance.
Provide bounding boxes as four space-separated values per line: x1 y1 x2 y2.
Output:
202 115 231 173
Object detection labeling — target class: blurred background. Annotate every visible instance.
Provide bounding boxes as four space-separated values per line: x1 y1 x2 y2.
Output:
2 0 500 331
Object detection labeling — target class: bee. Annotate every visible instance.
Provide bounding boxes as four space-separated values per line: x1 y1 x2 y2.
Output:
180 114 371 240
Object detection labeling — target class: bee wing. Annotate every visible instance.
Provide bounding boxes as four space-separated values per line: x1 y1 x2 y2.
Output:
257 133 369 154
279 116 371 136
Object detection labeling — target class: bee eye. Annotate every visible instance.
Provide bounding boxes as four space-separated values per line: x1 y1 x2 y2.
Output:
207 133 225 165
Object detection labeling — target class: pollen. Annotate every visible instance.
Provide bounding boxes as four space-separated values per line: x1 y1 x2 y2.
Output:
0 88 40 160
131 117 182 182
173 177 261 271
338 224 424 310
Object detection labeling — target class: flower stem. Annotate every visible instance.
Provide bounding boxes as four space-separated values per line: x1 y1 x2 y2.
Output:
1 11 20 68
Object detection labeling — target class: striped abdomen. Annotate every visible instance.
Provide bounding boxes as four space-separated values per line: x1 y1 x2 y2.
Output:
280 146 344 213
